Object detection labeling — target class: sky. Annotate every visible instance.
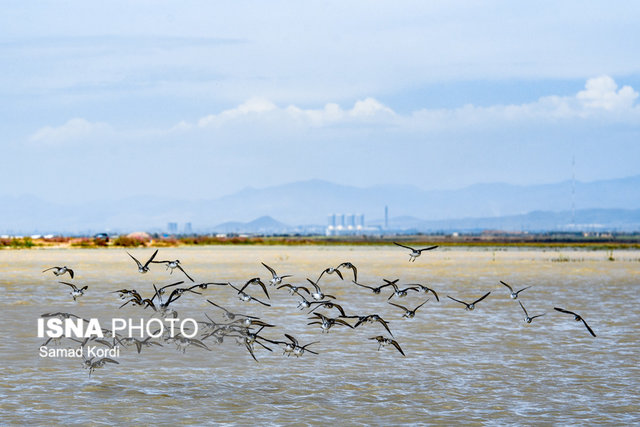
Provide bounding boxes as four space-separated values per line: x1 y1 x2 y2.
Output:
2 1 640 203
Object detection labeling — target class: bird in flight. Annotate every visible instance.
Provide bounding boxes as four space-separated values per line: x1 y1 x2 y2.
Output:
43 266 74 279
393 242 438 262
500 280 531 299
447 292 491 311
59 281 88 301
554 307 596 337
127 249 158 274
518 301 545 323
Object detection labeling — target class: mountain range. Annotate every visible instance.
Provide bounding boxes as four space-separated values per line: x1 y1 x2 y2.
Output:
2 175 639 234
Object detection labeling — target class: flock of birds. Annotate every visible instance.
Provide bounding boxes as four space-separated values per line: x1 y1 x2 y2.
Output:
40 242 597 376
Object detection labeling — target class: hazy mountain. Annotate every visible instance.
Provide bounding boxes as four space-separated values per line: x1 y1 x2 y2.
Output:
2 175 639 234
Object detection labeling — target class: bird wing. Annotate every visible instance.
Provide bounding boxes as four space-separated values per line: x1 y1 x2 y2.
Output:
176 265 195 282
59 281 77 291
515 286 532 295
393 242 415 251
143 249 159 268
428 287 440 302
42 267 57 273
353 281 374 290
127 252 143 268
388 302 408 311
518 301 529 317
473 292 491 305
581 318 597 337
307 278 321 293
500 280 513 292
376 317 393 336
554 307 577 316
447 295 469 307
390 340 406 356
261 262 277 278
334 269 344 280
414 299 429 312
418 245 438 252
68 269 74 279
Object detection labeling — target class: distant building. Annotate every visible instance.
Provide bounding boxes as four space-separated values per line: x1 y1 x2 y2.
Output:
184 222 192 234
167 222 178 234
326 212 375 236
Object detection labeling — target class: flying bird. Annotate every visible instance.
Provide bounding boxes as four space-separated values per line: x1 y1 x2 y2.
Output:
518 301 545 323
152 259 195 282
127 249 158 273
447 292 491 311
58 281 88 301
262 262 292 286
43 266 74 279
500 281 531 299
388 299 429 318
369 336 405 356
554 307 596 337
393 242 438 262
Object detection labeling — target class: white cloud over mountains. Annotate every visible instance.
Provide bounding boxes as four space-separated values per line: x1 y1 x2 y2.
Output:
28 76 639 145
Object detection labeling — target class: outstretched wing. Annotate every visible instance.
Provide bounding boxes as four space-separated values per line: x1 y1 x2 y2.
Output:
418 245 438 252
581 318 597 337
127 252 143 269
518 301 529 317
390 340 405 356
472 292 491 305
393 242 415 251
554 307 577 316
58 281 77 291
144 249 159 268
261 262 277 278
176 265 195 282
500 280 514 292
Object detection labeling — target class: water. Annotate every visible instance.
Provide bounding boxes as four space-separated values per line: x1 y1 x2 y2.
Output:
1 246 639 425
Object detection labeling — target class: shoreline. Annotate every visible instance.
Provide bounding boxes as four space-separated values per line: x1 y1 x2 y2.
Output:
2 235 640 250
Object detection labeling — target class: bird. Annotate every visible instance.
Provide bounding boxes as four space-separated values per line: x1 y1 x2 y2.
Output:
308 300 347 317
317 267 343 282
414 284 440 302
348 314 394 337
150 281 185 303
554 307 596 337
306 278 336 301
447 292 491 311
369 336 405 356
42 266 74 279
127 249 158 274
387 282 420 301
151 259 195 282
500 281 531 299
388 299 429 318
307 313 353 333
336 262 358 282
58 281 88 301
237 277 270 300
262 262 292 286
228 284 271 307
277 283 310 296
82 357 119 376
207 299 260 322
352 280 394 294
518 301 545 323
393 242 438 262
281 334 319 357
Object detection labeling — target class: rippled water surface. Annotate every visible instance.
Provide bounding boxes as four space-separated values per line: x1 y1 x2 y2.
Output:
1 246 639 425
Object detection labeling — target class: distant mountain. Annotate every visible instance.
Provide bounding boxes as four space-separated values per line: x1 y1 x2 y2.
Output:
376 208 640 233
213 216 291 234
1 175 639 234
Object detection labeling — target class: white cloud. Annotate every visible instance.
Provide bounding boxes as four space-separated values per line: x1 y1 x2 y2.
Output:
576 75 639 110
28 118 110 145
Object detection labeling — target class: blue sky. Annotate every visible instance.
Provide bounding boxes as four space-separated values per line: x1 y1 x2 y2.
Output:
2 1 640 202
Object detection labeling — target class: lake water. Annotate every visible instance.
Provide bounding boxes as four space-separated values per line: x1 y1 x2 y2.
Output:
1 246 639 425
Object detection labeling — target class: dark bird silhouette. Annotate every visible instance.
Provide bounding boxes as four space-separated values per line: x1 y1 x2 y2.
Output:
447 292 491 311
262 262 292 286
352 280 394 294
309 300 347 317
369 336 405 356
500 281 531 299
554 307 596 337
127 249 158 273
237 277 270 300
393 242 438 262
519 301 545 323
43 266 74 279
58 281 88 301
388 299 429 318
387 282 420 301
347 314 393 337
277 283 310 296
307 278 336 301
151 259 195 282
